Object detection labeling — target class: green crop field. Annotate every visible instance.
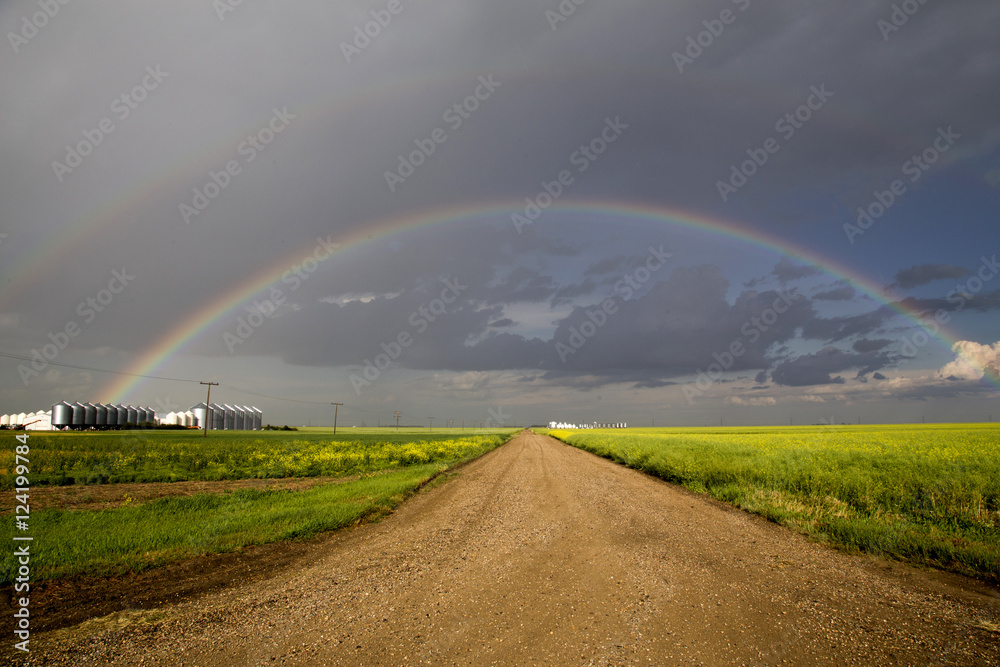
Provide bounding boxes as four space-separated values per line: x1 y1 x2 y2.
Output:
0 428 517 488
1 429 516 581
541 424 1000 582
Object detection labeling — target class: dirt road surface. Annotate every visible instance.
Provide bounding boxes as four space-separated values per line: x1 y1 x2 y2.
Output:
25 431 1000 665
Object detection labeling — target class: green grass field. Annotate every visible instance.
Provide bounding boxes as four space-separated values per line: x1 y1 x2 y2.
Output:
541 424 1000 582
1 429 516 582
0 428 517 488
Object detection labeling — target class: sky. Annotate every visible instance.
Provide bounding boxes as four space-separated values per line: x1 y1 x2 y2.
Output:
1 0 998 428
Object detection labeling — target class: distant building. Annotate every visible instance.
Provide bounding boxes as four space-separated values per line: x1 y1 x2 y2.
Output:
548 421 627 429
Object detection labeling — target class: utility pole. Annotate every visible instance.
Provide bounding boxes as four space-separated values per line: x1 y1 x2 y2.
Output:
331 403 343 435
428 417 433 431
394 411 401 433
200 382 218 438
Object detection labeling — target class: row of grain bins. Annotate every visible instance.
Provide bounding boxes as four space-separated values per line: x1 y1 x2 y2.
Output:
2 402 263 430
190 404 262 431
51 402 156 429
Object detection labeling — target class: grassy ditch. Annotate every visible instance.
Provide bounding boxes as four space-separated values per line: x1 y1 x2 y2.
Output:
1 431 514 582
542 424 1000 583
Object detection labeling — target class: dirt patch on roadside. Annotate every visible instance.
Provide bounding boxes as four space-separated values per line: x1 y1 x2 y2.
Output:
0 476 356 514
3 529 345 635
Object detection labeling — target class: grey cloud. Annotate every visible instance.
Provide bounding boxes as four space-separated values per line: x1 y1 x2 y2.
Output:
891 264 971 289
771 347 892 387
814 286 857 301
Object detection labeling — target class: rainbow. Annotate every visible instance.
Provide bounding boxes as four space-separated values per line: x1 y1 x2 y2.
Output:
98 200 969 404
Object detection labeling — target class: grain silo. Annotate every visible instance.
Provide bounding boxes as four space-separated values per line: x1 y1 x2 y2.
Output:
0 414 9 427
221 405 234 430
211 404 225 430
52 402 73 429
191 403 208 430
105 404 119 427
95 403 108 427
69 403 84 428
252 406 263 430
236 407 247 430
81 403 97 428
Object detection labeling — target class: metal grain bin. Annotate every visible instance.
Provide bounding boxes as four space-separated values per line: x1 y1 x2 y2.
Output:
82 403 97 427
192 403 208 429
95 403 108 427
70 402 85 427
52 401 73 428
211 404 225 430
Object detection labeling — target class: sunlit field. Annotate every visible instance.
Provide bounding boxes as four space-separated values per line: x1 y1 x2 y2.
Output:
1 428 516 487
1 429 516 581
541 424 1000 582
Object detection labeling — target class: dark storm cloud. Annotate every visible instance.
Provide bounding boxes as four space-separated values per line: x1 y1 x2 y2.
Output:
897 291 1000 317
891 264 971 289
853 338 893 354
891 379 997 401
552 280 599 306
800 306 894 343
251 261 834 390
771 347 892 387
800 289 1000 347
584 256 630 277
772 258 821 284
814 286 857 301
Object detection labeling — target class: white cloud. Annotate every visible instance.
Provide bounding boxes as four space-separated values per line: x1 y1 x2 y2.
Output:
939 341 1000 380
725 396 777 407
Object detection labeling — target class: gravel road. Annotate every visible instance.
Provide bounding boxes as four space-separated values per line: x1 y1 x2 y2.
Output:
24 430 1000 665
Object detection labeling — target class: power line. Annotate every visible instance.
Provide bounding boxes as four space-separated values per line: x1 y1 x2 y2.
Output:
199 384 384 414
0 351 201 384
